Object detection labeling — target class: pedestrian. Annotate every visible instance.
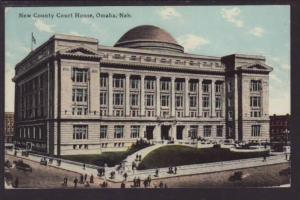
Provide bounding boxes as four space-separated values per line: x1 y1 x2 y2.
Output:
136 154 139 161
159 181 163 188
263 155 267 162
285 153 288 161
80 174 84 184
155 168 159 177
137 177 141 187
83 163 86 170
14 177 19 188
147 175 152 185
174 166 177 174
121 182 125 188
84 173 88 181
90 174 94 183
63 177 68 186
74 177 78 188
164 183 168 188
133 177 137 187
123 172 128 181
139 155 142 161
143 179 147 188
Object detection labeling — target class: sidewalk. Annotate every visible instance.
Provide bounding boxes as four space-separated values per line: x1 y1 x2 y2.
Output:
6 150 289 183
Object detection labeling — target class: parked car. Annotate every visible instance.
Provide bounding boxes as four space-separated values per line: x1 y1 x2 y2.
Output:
15 160 32 172
40 158 48 166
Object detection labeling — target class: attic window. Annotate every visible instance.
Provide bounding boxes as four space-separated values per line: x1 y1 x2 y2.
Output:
145 56 152 62
130 55 137 60
113 54 122 59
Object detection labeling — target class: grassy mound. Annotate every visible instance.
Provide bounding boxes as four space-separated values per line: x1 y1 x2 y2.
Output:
137 145 269 170
62 139 151 167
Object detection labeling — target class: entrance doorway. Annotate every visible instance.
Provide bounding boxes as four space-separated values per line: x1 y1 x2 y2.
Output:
145 126 155 140
176 126 184 140
161 125 171 140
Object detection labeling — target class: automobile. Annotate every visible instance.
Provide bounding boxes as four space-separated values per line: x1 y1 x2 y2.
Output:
15 160 32 172
40 158 48 166
21 151 29 157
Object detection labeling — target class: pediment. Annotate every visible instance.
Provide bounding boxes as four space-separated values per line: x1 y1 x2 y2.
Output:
59 46 98 56
238 62 273 72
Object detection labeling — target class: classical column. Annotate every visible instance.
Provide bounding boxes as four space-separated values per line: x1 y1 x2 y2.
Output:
156 76 161 117
171 77 176 117
155 124 161 141
140 75 145 117
171 125 177 141
198 78 203 117
185 77 189 117
211 80 216 117
125 74 130 117
222 81 226 118
108 73 113 116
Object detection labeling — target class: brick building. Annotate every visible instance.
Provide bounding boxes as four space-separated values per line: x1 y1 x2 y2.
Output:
5 112 14 143
270 114 290 144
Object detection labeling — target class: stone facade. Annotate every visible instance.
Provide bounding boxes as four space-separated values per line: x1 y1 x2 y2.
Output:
13 25 273 155
270 114 290 144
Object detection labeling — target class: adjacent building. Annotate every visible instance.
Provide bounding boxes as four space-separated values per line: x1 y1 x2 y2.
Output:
13 25 273 155
5 112 14 144
270 114 290 144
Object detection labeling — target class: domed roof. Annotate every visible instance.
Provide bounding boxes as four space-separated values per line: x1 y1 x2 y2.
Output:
114 25 184 53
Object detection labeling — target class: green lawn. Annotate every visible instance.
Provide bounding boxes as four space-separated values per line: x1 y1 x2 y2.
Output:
62 140 151 167
138 145 270 170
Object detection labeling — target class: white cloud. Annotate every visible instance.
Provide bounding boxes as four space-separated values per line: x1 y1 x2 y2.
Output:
250 27 265 37
221 7 244 28
281 63 290 70
159 7 182 20
5 63 15 112
70 31 82 36
5 8 11 15
34 19 55 33
270 73 281 83
5 51 13 57
177 34 210 52
20 46 31 53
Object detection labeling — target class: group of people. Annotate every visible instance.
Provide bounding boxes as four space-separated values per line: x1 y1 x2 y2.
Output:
135 154 142 162
168 166 178 174
132 175 152 188
97 168 106 177
71 173 94 188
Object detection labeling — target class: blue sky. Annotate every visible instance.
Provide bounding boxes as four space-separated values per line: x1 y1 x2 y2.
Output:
5 6 290 114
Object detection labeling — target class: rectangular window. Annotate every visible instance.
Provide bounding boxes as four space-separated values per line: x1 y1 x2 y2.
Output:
216 96 222 109
189 95 197 107
130 93 139 106
73 125 88 140
146 94 154 106
176 95 183 108
250 80 262 91
72 88 88 102
113 93 124 105
204 126 212 137
215 83 222 93
175 81 184 91
251 125 261 137
72 68 88 83
114 126 124 138
160 80 170 91
113 77 124 88
202 96 210 108
217 126 223 137
72 106 88 115
100 126 107 139
131 126 140 138
100 92 107 105
189 82 197 92
100 76 107 87
130 79 140 89
202 83 210 93
145 79 155 90
250 96 261 107
189 126 198 139
161 95 169 107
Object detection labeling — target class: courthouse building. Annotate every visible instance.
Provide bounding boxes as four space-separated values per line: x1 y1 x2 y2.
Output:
13 25 273 155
